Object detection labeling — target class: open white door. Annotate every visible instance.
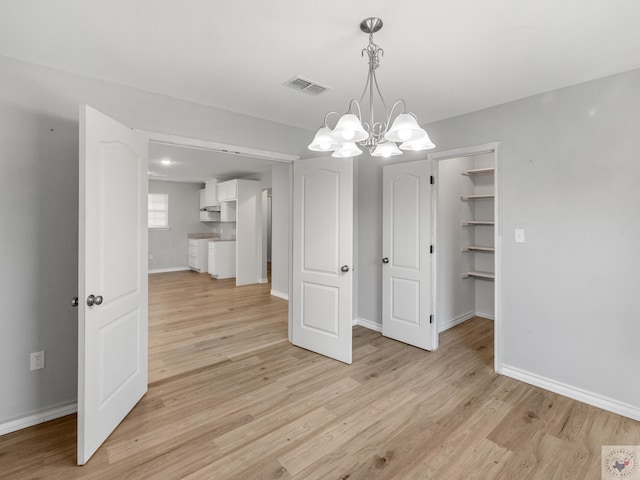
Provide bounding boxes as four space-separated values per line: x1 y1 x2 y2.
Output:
382 160 436 350
291 156 353 364
78 105 148 464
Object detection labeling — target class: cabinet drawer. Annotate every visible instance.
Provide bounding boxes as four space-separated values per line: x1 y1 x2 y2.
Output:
188 245 198 256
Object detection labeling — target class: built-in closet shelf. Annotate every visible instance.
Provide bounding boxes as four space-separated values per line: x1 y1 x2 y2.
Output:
461 194 494 201
462 271 495 280
461 167 495 176
462 221 495 226
463 246 495 253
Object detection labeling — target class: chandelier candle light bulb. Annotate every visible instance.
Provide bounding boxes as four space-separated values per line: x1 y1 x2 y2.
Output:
308 17 435 158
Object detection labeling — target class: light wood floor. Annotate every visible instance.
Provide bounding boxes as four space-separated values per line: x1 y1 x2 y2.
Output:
2 271 640 479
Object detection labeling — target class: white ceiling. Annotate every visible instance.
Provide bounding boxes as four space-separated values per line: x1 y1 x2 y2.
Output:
2 0 640 181
148 141 283 184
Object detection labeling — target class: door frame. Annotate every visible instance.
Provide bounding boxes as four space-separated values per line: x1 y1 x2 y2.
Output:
428 142 502 372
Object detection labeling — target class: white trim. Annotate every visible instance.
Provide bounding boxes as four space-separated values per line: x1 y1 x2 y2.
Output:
141 130 300 163
428 142 500 161
493 142 503 373
149 266 190 274
355 317 383 332
270 289 289 300
0 402 77 436
501 365 640 422
259 278 268 284
475 312 495 321
438 311 475 333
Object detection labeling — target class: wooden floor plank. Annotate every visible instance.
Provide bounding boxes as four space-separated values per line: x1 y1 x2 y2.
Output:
1 269 639 479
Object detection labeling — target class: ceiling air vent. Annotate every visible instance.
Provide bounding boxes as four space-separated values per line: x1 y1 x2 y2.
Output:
284 76 330 96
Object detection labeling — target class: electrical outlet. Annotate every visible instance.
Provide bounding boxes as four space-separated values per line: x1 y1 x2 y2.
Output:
30 351 45 371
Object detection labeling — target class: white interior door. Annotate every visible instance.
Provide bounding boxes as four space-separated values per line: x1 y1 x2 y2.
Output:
291 156 353 364
382 160 436 350
78 105 148 464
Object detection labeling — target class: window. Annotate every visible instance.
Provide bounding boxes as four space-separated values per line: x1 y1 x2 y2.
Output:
148 193 169 229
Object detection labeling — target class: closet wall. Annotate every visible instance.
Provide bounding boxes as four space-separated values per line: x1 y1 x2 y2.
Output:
436 152 495 331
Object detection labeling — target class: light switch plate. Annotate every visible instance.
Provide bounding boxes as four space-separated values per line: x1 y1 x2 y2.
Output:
515 229 525 243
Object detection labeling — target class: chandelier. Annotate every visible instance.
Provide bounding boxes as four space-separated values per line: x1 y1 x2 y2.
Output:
308 17 435 158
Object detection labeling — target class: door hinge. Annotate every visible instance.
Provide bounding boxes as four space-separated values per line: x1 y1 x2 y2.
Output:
429 314 434 324
430 245 434 254
430 175 434 185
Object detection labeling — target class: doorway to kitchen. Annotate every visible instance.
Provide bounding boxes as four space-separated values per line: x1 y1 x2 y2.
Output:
143 130 296 380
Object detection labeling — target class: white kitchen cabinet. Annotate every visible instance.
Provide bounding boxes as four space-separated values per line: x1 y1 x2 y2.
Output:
220 201 236 222
208 240 236 279
188 238 210 273
204 179 220 208
200 210 220 221
199 188 221 221
208 178 262 285
216 180 238 202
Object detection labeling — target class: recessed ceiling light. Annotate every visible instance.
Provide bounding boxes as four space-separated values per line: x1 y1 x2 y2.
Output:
160 158 173 166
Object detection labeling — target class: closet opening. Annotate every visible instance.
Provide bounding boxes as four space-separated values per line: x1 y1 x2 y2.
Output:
430 143 501 368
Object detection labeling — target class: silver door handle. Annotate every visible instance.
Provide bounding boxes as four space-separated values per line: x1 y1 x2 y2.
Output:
71 297 79 307
340 265 350 273
86 295 104 307
382 257 389 264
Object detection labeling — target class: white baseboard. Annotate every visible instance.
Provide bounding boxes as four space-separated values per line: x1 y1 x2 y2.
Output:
0 402 77 436
438 311 475 333
270 289 289 301
475 311 495 321
149 266 190 274
355 317 383 332
501 365 640 422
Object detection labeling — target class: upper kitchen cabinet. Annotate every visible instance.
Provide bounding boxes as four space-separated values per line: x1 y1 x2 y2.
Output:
217 179 238 202
203 178 220 208
199 188 220 221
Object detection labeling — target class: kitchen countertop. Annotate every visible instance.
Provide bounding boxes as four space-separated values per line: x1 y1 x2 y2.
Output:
187 233 219 239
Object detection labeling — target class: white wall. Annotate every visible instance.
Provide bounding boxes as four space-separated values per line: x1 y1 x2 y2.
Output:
148 181 212 272
357 67 640 418
0 54 309 426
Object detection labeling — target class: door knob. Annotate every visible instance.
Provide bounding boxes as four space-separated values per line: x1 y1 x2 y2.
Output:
382 257 389 264
71 297 79 307
86 294 104 307
340 265 350 273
